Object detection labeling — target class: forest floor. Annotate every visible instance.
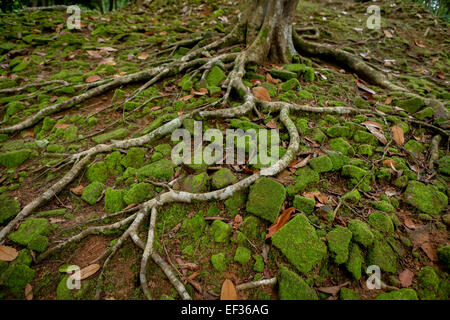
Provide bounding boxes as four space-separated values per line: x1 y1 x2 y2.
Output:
0 0 449 300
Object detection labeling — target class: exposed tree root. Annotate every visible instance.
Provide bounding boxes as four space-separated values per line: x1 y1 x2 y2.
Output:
236 277 277 290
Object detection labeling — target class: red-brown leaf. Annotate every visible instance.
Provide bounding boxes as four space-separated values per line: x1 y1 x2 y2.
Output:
252 86 271 102
399 269 414 288
266 207 295 239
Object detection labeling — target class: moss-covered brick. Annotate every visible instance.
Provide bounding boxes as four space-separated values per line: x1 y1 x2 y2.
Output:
367 239 398 273
229 119 264 131
278 265 318 300
1 264 35 297
154 144 172 157
281 78 300 91
286 166 319 196
368 211 394 234
329 138 354 156
283 63 307 75
211 168 237 189
303 67 315 82
104 151 123 175
211 253 227 271
104 188 126 213
234 246 251 264
137 159 175 181
376 288 418 300
326 125 351 138
240 215 260 239
309 156 333 173
0 197 20 224
206 65 226 87
326 151 349 171
342 189 361 204
404 139 424 157
358 144 374 157
120 147 146 168
326 226 352 264
404 181 448 215
396 97 424 114
123 183 155 205
181 214 206 240
296 118 310 136
272 214 327 274
211 220 232 243
437 156 450 175
92 128 129 144
372 200 395 213
293 195 315 214
86 161 108 183
312 128 326 144
341 165 367 182
438 246 450 270
340 287 360 300
0 149 32 168
348 220 374 247
8 218 51 251
81 181 105 205
345 243 364 280
246 177 286 222
270 68 297 81
253 255 265 272
414 107 434 120
224 191 247 216
353 130 378 146
182 172 210 193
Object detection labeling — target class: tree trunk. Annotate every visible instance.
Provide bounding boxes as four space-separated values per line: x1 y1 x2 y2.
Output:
241 0 300 64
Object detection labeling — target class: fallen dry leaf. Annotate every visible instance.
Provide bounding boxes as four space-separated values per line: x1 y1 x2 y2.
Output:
192 88 208 96
220 279 237 300
266 120 278 129
180 94 194 101
0 245 18 262
382 159 397 169
399 269 414 288
54 123 69 129
85 75 101 83
25 283 33 300
392 125 404 146
80 264 101 280
138 52 150 60
383 29 393 38
421 242 438 262
252 86 271 102
70 185 85 196
266 73 281 84
317 282 349 296
362 121 387 145
266 207 295 239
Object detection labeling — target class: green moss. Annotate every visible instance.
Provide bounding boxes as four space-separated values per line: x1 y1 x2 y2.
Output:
182 173 210 193
281 78 301 91
326 151 349 171
104 151 123 175
286 166 319 196
329 138 354 156
348 219 374 247
270 69 297 81
234 246 251 264
404 181 448 215
0 149 32 168
345 243 364 280
326 226 352 264
253 255 265 272
1 264 35 297
0 197 20 224
246 177 286 222
240 216 260 240
154 144 172 156
340 287 360 300
137 159 175 181
28 234 49 252
86 161 108 183
211 168 237 189
8 218 51 247
309 156 333 173
104 188 126 213
404 139 424 156
92 128 129 144
272 214 327 274
376 288 418 300
278 265 318 300
123 183 155 205
81 181 105 205
303 67 315 82
206 65 226 87
342 189 361 204
56 275 90 300
414 107 434 120
438 245 450 269
293 195 315 214
341 165 367 181
367 239 398 273
211 220 231 243
368 211 394 234
396 97 424 114
224 191 246 216
120 147 146 168
211 253 227 271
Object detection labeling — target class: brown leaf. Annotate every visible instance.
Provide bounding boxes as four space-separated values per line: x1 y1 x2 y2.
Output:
414 40 426 48
266 73 281 84
80 264 100 280
421 242 438 262
70 185 85 196
266 120 278 129
403 216 416 230
392 125 404 146
180 94 194 101
355 80 376 95
382 159 397 168
292 155 311 168
252 86 271 102
436 72 445 80
54 123 69 129
399 269 414 288
266 207 295 239
191 88 208 96
384 96 392 105
25 283 33 300
362 121 387 145
85 75 101 83
0 245 18 262
317 282 349 296
138 52 150 60
383 29 393 38
220 279 237 300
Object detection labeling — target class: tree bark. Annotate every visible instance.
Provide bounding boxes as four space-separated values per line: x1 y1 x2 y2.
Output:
241 0 300 64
